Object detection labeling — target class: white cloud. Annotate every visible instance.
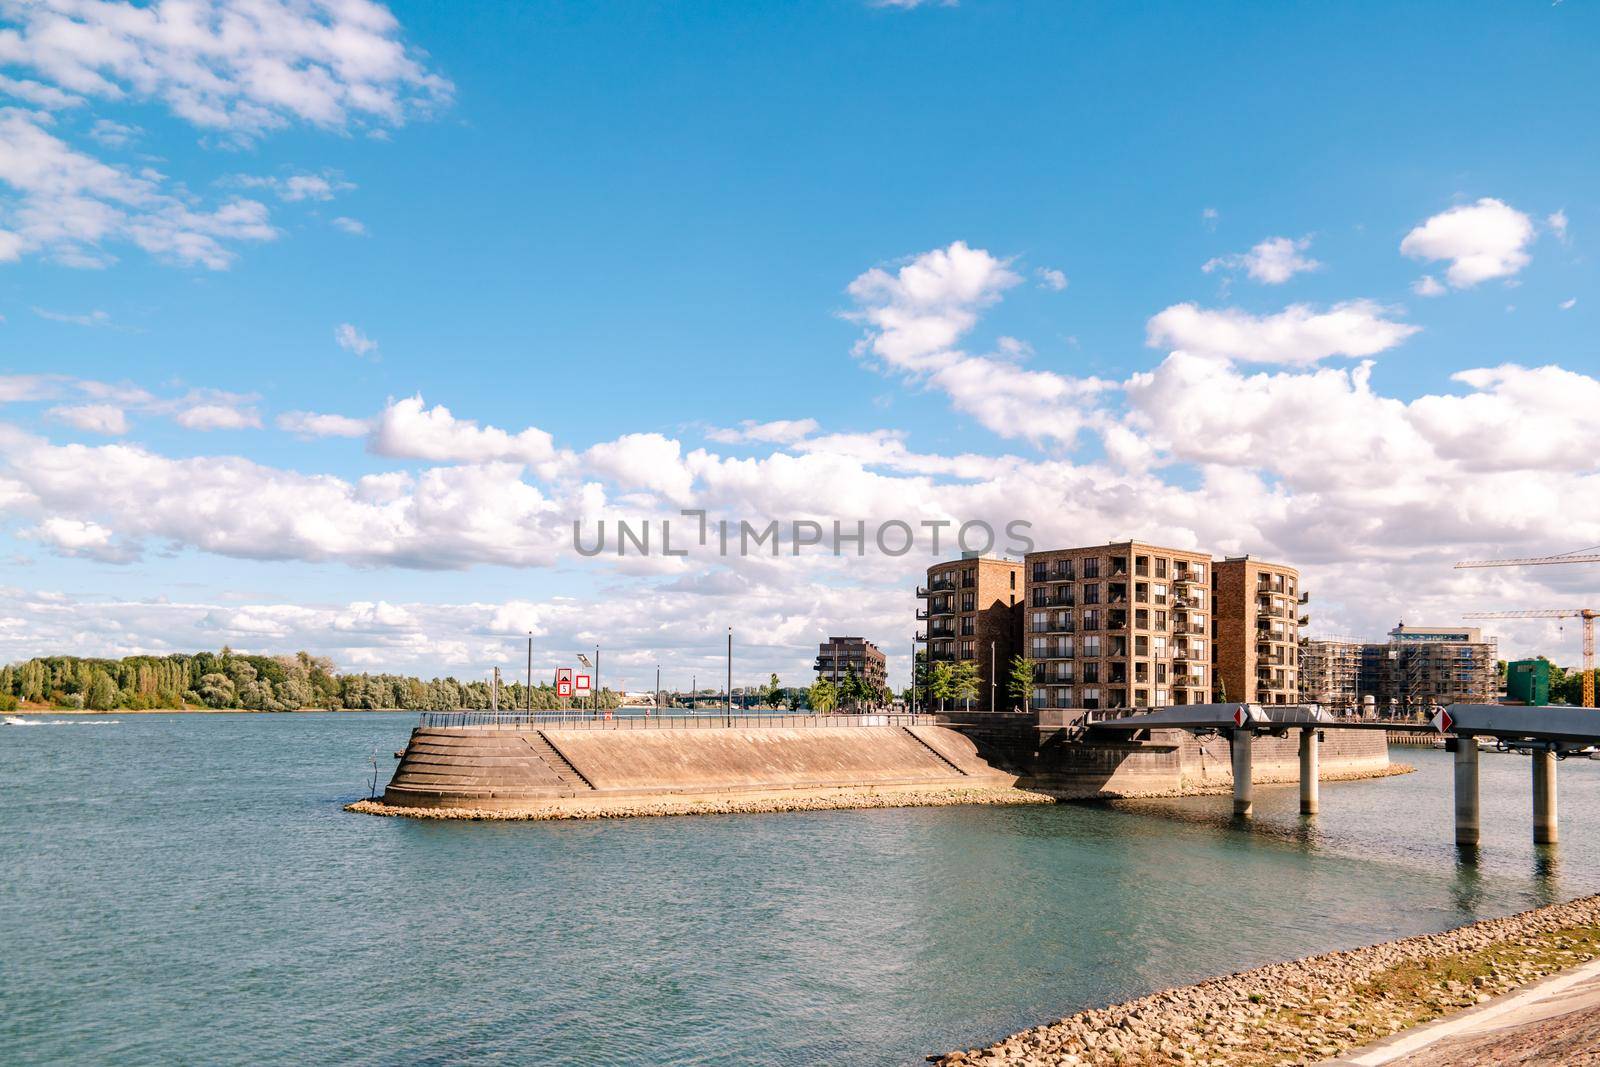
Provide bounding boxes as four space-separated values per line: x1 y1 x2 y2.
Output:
0 72 82 109
232 171 354 202
369 395 558 467
26 517 131 562
846 240 1020 372
871 0 956 8
173 395 261 431
1145 300 1420 366
0 0 452 140
1560 298 1577 310
1412 275 1446 298
1201 207 1219 230
1203 235 1321 285
47 403 127 434
1400 198 1535 288
331 216 367 236
1036 267 1069 291
705 418 819 445
277 411 369 438
584 433 695 505
1547 210 1569 242
0 108 276 269
334 323 377 357
87 118 139 148
33 306 111 327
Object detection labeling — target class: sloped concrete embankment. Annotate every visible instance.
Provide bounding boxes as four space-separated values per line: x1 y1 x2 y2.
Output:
372 724 1023 817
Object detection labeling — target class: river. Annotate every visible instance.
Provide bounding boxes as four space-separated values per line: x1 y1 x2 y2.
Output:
4 712 1599 1065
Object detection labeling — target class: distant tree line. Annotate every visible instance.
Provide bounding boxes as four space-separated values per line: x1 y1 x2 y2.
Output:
0 648 620 713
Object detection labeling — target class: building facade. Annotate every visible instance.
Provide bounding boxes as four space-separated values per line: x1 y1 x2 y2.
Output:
813 636 888 693
1213 556 1304 705
1022 540 1214 711
1357 623 1498 712
917 554 1022 711
1298 638 1362 708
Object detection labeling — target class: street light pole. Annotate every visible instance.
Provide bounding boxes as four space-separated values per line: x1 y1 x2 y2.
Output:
725 626 732 726
526 633 533 713
595 645 601 714
655 664 661 710
991 640 996 713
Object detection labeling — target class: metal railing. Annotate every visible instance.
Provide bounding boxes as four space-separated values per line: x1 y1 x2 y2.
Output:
418 710 937 730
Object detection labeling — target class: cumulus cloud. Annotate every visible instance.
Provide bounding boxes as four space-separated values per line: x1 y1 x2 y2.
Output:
1547 210 1568 242
0 0 452 140
277 411 369 438
369 395 558 467
1412 275 1446 298
1203 235 1321 285
847 240 1020 373
334 323 378 357
0 108 276 269
47 403 127 434
172 393 261 431
1560 298 1577 310
1145 300 1420 366
25 517 133 562
1400 198 1536 288
231 171 354 202
1036 267 1069 291
331 216 367 236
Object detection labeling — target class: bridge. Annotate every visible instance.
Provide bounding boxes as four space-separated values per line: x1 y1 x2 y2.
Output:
1086 702 1600 848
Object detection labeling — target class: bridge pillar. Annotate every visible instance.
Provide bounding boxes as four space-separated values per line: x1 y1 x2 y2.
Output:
1230 730 1253 817
1453 738 1479 848
1533 746 1558 846
1298 728 1319 815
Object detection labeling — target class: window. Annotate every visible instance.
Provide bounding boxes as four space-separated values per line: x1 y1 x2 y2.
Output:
1083 583 1100 605
1187 588 1204 606
1081 687 1101 708
959 640 975 658
1031 686 1047 709
1082 557 1100 578
1152 635 1167 659
1082 635 1102 658
1155 558 1169 578
1031 611 1047 633
961 592 975 612
1134 635 1149 656
1153 582 1168 605
1054 686 1071 706
1155 687 1170 706
1082 609 1100 631
1135 582 1148 603
1189 564 1205 581
1135 554 1150 576
960 618 974 636
1135 689 1149 707
1032 561 1047 581
1155 610 1167 631
1054 610 1072 632
1135 609 1149 630
1191 639 1206 658
1031 637 1049 657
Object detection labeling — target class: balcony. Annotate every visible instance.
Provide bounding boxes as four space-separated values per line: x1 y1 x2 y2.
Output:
1107 610 1129 630
916 608 930 620
915 585 930 598
1298 614 1311 627
914 631 927 643
1047 619 1075 634
1299 591 1311 604
1173 571 1199 586
929 577 956 592
929 603 956 617
1044 592 1074 608
929 625 955 639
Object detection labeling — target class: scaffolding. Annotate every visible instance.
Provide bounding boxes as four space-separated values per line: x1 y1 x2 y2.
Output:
1298 638 1361 710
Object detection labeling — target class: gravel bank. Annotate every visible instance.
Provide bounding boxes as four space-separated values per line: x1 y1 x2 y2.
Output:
347 785 1057 821
932 894 1600 1067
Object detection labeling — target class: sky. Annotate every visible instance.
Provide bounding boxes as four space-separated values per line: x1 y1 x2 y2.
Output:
1 0 1597 692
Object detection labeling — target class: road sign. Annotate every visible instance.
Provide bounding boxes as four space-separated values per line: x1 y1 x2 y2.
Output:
1431 708 1453 734
1232 705 1248 728
575 674 591 692
557 680 572 697
556 667 572 683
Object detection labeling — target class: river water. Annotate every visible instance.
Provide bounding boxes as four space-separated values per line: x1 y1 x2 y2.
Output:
5 712 1600 1066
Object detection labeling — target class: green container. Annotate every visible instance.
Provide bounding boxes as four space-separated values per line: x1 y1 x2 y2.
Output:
1507 659 1550 706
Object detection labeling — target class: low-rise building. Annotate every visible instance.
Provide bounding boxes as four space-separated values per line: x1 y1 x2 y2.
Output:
1358 622 1498 712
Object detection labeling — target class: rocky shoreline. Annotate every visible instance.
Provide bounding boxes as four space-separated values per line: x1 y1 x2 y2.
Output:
933 893 1600 1066
346 785 1058 821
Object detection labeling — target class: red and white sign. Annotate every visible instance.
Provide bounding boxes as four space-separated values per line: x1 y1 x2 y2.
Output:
575 674 591 693
1431 708 1453 734
556 668 573 684
1232 705 1249 728
557 680 572 697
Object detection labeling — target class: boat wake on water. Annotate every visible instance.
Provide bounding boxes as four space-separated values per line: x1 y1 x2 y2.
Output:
4 716 121 726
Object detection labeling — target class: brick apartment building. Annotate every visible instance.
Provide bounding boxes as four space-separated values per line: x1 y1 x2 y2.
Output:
1020 540 1216 711
918 540 1308 712
1213 555 1305 705
915 554 1022 711
813 636 888 693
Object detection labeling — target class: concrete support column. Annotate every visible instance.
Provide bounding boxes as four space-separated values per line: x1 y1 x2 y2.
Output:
1454 739 1480 848
1298 728 1319 816
1533 746 1558 846
1231 730 1253 817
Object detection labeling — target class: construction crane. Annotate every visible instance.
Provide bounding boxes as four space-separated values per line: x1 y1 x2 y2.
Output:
1462 610 1596 708
1455 548 1600 569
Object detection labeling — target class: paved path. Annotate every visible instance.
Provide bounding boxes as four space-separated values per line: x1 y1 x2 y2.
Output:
1326 956 1600 1065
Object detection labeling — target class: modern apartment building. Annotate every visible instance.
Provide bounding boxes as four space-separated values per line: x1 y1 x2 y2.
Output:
1021 540 1214 711
1213 556 1305 705
1298 638 1362 708
1357 623 1498 711
813 636 888 693
916 554 1023 711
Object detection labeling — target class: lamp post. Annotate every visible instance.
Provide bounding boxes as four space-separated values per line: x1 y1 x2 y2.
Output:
526 633 533 713
655 664 661 711
725 627 732 726
990 640 996 713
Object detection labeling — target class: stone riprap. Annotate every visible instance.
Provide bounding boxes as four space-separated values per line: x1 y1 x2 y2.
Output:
348 784 1056 821
931 894 1600 1067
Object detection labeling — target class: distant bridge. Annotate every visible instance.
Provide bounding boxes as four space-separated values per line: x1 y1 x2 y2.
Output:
1084 703 1600 848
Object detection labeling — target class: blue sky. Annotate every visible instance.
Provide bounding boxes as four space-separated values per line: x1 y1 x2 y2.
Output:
1 0 1596 689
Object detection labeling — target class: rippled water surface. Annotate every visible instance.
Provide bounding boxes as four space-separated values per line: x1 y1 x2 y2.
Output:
5 713 1600 1065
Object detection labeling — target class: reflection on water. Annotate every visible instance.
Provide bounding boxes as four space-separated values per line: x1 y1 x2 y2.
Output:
3 715 1599 1066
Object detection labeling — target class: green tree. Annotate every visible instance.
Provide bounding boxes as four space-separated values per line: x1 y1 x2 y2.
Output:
84 670 117 710
808 678 838 714
930 661 954 712
766 672 783 707
951 660 980 710
197 673 236 709
1007 654 1035 712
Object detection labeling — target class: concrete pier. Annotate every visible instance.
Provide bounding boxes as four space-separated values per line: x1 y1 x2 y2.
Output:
1454 738 1480 848
1298 728 1319 815
1230 730 1253 817
1533 746 1558 845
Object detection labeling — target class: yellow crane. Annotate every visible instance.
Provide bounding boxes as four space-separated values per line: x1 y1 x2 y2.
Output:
1461 609 1596 708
